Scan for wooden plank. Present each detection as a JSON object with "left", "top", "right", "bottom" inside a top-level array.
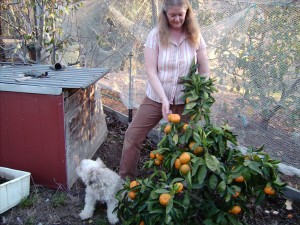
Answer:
[{"left": 66, "top": 113, "right": 107, "bottom": 189}]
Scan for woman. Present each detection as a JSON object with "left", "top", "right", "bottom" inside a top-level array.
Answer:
[{"left": 119, "top": 0, "right": 210, "bottom": 179}]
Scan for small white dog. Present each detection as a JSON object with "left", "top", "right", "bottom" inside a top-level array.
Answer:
[{"left": 76, "top": 158, "right": 123, "bottom": 224}]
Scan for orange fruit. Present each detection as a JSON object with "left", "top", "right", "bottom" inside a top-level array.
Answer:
[
  {"left": 156, "top": 153, "right": 164, "bottom": 161},
  {"left": 182, "top": 123, "right": 189, "bottom": 131},
  {"left": 232, "top": 191, "right": 240, "bottom": 198},
  {"left": 189, "top": 141, "right": 196, "bottom": 150},
  {"left": 180, "top": 164, "right": 191, "bottom": 175},
  {"left": 167, "top": 114, "right": 172, "bottom": 122},
  {"left": 174, "top": 182, "right": 183, "bottom": 193},
  {"left": 130, "top": 181, "right": 140, "bottom": 191},
  {"left": 139, "top": 221, "right": 145, "bottom": 225},
  {"left": 154, "top": 159, "right": 162, "bottom": 166},
  {"left": 128, "top": 191, "right": 136, "bottom": 200},
  {"left": 174, "top": 158, "right": 182, "bottom": 169},
  {"left": 234, "top": 175, "right": 244, "bottom": 183},
  {"left": 168, "top": 114, "right": 180, "bottom": 124},
  {"left": 194, "top": 146, "right": 204, "bottom": 155},
  {"left": 186, "top": 98, "right": 190, "bottom": 104},
  {"left": 150, "top": 152, "right": 156, "bottom": 159},
  {"left": 264, "top": 186, "right": 275, "bottom": 195},
  {"left": 159, "top": 193, "right": 172, "bottom": 206},
  {"left": 230, "top": 205, "right": 241, "bottom": 215},
  {"left": 164, "top": 124, "right": 172, "bottom": 134},
  {"left": 179, "top": 152, "right": 191, "bottom": 164}
]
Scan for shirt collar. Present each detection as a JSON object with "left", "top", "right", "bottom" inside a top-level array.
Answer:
[{"left": 169, "top": 32, "right": 187, "bottom": 46}]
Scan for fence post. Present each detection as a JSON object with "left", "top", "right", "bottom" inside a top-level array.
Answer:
[
  {"left": 128, "top": 51, "right": 134, "bottom": 123},
  {"left": 151, "top": 0, "right": 158, "bottom": 27}
]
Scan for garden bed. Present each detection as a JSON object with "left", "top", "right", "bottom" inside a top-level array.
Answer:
[{"left": 0, "top": 114, "right": 299, "bottom": 225}]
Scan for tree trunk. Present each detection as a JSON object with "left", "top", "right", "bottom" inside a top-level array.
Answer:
[{"left": 0, "top": 4, "right": 6, "bottom": 61}]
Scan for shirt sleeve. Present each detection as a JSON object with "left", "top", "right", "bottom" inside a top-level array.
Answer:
[
  {"left": 144, "top": 28, "right": 159, "bottom": 49},
  {"left": 197, "top": 35, "right": 207, "bottom": 52}
]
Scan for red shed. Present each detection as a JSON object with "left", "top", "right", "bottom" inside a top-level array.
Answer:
[{"left": 0, "top": 64, "right": 109, "bottom": 189}]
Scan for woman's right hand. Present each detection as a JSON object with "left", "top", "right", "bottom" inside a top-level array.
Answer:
[{"left": 161, "top": 98, "right": 171, "bottom": 121}]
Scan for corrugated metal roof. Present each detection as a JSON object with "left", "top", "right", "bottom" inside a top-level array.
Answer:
[{"left": 0, "top": 64, "right": 110, "bottom": 95}]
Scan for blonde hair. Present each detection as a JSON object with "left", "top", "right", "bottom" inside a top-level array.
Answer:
[{"left": 158, "top": 0, "right": 201, "bottom": 47}]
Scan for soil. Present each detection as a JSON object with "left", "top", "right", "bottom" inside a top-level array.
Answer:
[{"left": 1, "top": 113, "right": 300, "bottom": 225}]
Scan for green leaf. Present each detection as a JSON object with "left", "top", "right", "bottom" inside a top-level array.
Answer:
[
  {"left": 226, "top": 214, "right": 240, "bottom": 225},
  {"left": 138, "top": 203, "right": 148, "bottom": 212},
  {"left": 273, "top": 178, "right": 287, "bottom": 187},
  {"left": 158, "top": 135, "right": 167, "bottom": 147},
  {"left": 225, "top": 192, "right": 231, "bottom": 202},
  {"left": 231, "top": 165, "right": 243, "bottom": 174},
  {"left": 159, "top": 171, "right": 167, "bottom": 181},
  {"left": 186, "top": 102, "right": 197, "bottom": 109},
  {"left": 154, "top": 189, "right": 169, "bottom": 194},
  {"left": 198, "top": 165, "right": 207, "bottom": 185},
  {"left": 170, "top": 155, "right": 178, "bottom": 170},
  {"left": 205, "top": 153, "right": 220, "bottom": 173},
  {"left": 206, "top": 207, "right": 221, "bottom": 217},
  {"left": 203, "top": 218, "right": 214, "bottom": 225},
  {"left": 149, "top": 208, "right": 164, "bottom": 214},
  {"left": 179, "top": 135, "right": 186, "bottom": 144},
  {"left": 217, "top": 181, "right": 227, "bottom": 193},
  {"left": 172, "top": 134, "right": 178, "bottom": 145},
  {"left": 242, "top": 168, "right": 251, "bottom": 181},
  {"left": 188, "top": 95, "right": 199, "bottom": 101},
  {"left": 185, "top": 128, "right": 193, "bottom": 143},
  {"left": 166, "top": 199, "right": 173, "bottom": 214},
  {"left": 232, "top": 185, "right": 241, "bottom": 192},
  {"left": 218, "top": 136, "right": 225, "bottom": 157},
  {"left": 187, "top": 170, "right": 192, "bottom": 187},
  {"left": 147, "top": 160, "right": 154, "bottom": 168},
  {"left": 204, "top": 92, "right": 209, "bottom": 100},
  {"left": 227, "top": 148, "right": 234, "bottom": 161},
  {"left": 209, "top": 174, "right": 218, "bottom": 189},
  {"left": 212, "top": 126, "right": 223, "bottom": 135},
  {"left": 170, "top": 177, "right": 184, "bottom": 185},
  {"left": 182, "top": 191, "right": 190, "bottom": 208},
  {"left": 192, "top": 159, "right": 201, "bottom": 176},
  {"left": 255, "top": 191, "right": 265, "bottom": 205},
  {"left": 243, "top": 160, "right": 251, "bottom": 166},
  {"left": 263, "top": 162, "right": 274, "bottom": 168},
  {"left": 216, "top": 213, "right": 226, "bottom": 224},
  {"left": 248, "top": 162, "right": 263, "bottom": 175},
  {"left": 193, "top": 132, "right": 202, "bottom": 144}
]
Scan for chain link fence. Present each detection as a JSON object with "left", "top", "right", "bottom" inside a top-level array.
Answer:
[{"left": 1, "top": 0, "right": 299, "bottom": 170}]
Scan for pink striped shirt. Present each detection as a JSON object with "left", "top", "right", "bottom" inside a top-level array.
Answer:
[{"left": 144, "top": 27, "right": 207, "bottom": 105}]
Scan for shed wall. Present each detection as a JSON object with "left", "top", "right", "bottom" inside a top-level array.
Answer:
[
  {"left": 64, "top": 83, "right": 107, "bottom": 188},
  {"left": 0, "top": 92, "right": 67, "bottom": 188}
]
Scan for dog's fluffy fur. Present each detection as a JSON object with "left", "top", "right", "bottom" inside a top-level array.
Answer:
[{"left": 76, "top": 158, "right": 123, "bottom": 224}]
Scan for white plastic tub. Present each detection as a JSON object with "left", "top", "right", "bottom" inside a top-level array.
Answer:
[{"left": 0, "top": 167, "right": 31, "bottom": 214}]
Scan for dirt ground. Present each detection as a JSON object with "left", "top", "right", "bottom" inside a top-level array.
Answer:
[{"left": 1, "top": 113, "right": 300, "bottom": 225}]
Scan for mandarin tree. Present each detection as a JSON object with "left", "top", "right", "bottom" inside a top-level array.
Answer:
[{"left": 116, "top": 61, "right": 286, "bottom": 225}]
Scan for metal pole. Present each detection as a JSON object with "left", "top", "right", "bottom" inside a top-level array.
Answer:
[
  {"left": 151, "top": 0, "right": 158, "bottom": 27},
  {"left": 128, "top": 51, "right": 134, "bottom": 123}
]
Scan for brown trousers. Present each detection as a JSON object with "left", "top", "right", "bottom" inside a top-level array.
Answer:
[{"left": 119, "top": 96, "right": 188, "bottom": 179}]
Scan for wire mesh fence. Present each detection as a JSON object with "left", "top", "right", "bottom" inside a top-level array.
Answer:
[{"left": 1, "top": 0, "right": 299, "bottom": 169}]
